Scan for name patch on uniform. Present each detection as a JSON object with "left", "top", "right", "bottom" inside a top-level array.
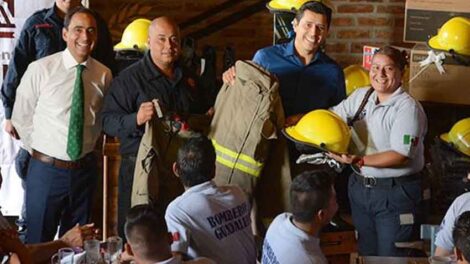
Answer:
[
  {"left": 399, "top": 213, "right": 414, "bottom": 225},
  {"left": 34, "top": 23, "right": 53, "bottom": 29},
  {"left": 206, "top": 202, "right": 251, "bottom": 240},
  {"left": 172, "top": 232, "right": 180, "bottom": 242}
]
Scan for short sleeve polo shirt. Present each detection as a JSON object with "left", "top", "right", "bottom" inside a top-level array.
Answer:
[{"left": 331, "top": 87, "right": 427, "bottom": 178}]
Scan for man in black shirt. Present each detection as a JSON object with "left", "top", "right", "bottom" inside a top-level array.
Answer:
[{"left": 101, "top": 16, "right": 207, "bottom": 238}]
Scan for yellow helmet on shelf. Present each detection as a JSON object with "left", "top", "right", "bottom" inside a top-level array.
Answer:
[
  {"left": 428, "top": 17, "right": 470, "bottom": 57},
  {"left": 267, "top": 0, "right": 317, "bottom": 13},
  {"left": 114, "top": 18, "right": 151, "bottom": 52},
  {"left": 283, "top": 109, "right": 351, "bottom": 154},
  {"left": 344, "top": 65, "right": 370, "bottom": 96},
  {"left": 440, "top": 118, "right": 470, "bottom": 157}
]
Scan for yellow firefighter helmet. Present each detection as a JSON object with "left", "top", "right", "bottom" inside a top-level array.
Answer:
[
  {"left": 114, "top": 18, "right": 151, "bottom": 52},
  {"left": 428, "top": 17, "right": 470, "bottom": 57},
  {"left": 283, "top": 109, "right": 351, "bottom": 154},
  {"left": 344, "top": 65, "right": 370, "bottom": 96},
  {"left": 440, "top": 118, "right": 470, "bottom": 157},
  {"left": 267, "top": 0, "right": 318, "bottom": 13}
]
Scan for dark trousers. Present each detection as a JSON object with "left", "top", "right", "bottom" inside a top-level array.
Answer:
[
  {"left": 348, "top": 173, "right": 422, "bottom": 256},
  {"left": 15, "top": 148, "right": 31, "bottom": 222},
  {"left": 117, "top": 155, "right": 136, "bottom": 240},
  {"left": 25, "top": 153, "right": 97, "bottom": 244}
]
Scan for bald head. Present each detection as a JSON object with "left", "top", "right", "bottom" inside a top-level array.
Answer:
[
  {"left": 149, "top": 17, "right": 180, "bottom": 38},
  {"left": 148, "top": 16, "right": 181, "bottom": 70}
]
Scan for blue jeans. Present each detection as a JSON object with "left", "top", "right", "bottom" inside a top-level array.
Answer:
[
  {"left": 117, "top": 155, "right": 136, "bottom": 240},
  {"left": 25, "top": 153, "right": 97, "bottom": 243},
  {"left": 348, "top": 173, "right": 423, "bottom": 256}
]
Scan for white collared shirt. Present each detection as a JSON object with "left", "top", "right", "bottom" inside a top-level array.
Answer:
[{"left": 12, "top": 49, "right": 112, "bottom": 160}]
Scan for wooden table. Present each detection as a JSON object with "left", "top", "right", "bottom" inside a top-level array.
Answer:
[{"left": 352, "top": 256, "right": 429, "bottom": 264}]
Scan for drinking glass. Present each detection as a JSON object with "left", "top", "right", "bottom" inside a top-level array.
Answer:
[
  {"left": 51, "top": 248, "right": 74, "bottom": 264},
  {"left": 84, "top": 239, "right": 101, "bottom": 264},
  {"left": 103, "top": 236, "right": 122, "bottom": 264}
]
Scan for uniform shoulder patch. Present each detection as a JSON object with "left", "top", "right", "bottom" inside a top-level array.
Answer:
[{"left": 172, "top": 232, "right": 180, "bottom": 242}]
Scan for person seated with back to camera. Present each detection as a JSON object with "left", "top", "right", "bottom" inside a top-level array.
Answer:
[
  {"left": 123, "top": 204, "right": 215, "bottom": 264},
  {"left": 261, "top": 170, "right": 338, "bottom": 264},
  {"left": 164, "top": 135, "right": 257, "bottom": 264}
]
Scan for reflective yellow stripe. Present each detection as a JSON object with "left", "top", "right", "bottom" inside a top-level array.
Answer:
[
  {"left": 212, "top": 139, "right": 263, "bottom": 167},
  {"left": 211, "top": 139, "right": 263, "bottom": 177},
  {"left": 215, "top": 156, "right": 261, "bottom": 177}
]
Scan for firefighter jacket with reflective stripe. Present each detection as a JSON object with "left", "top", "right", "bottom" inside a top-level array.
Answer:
[
  {"left": 131, "top": 114, "right": 211, "bottom": 207},
  {"left": 208, "top": 60, "right": 285, "bottom": 195},
  {"left": 131, "top": 118, "right": 182, "bottom": 207}
]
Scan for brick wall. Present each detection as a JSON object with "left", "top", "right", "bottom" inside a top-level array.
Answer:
[
  {"left": 326, "top": 0, "right": 412, "bottom": 66},
  {"left": 92, "top": 0, "right": 410, "bottom": 71}
]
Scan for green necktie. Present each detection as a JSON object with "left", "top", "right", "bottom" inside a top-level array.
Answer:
[{"left": 67, "top": 64, "right": 85, "bottom": 160}]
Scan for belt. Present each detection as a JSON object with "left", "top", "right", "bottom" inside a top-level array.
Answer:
[
  {"left": 32, "top": 150, "right": 87, "bottom": 170},
  {"left": 354, "top": 172, "right": 421, "bottom": 188}
]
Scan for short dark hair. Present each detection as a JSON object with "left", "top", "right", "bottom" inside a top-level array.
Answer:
[
  {"left": 176, "top": 135, "right": 216, "bottom": 187},
  {"left": 374, "top": 45, "right": 408, "bottom": 72},
  {"left": 453, "top": 211, "right": 470, "bottom": 261},
  {"left": 64, "top": 6, "right": 96, "bottom": 29},
  {"left": 295, "top": 1, "right": 332, "bottom": 29},
  {"left": 290, "top": 170, "right": 334, "bottom": 223},
  {"left": 124, "top": 204, "right": 168, "bottom": 260}
]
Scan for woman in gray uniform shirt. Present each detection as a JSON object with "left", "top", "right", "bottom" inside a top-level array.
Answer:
[{"left": 328, "top": 46, "right": 427, "bottom": 256}]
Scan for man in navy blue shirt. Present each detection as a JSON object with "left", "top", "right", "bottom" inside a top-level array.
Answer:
[
  {"left": 223, "top": 1, "right": 345, "bottom": 126},
  {"left": 101, "top": 17, "right": 208, "bottom": 240},
  {"left": 221, "top": 1, "right": 346, "bottom": 239}
]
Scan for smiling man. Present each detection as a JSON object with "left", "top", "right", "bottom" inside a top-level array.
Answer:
[
  {"left": 223, "top": 1, "right": 345, "bottom": 126},
  {"left": 11, "top": 6, "right": 112, "bottom": 243},
  {"left": 1, "top": 0, "right": 114, "bottom": 237},
  {"left": 101, "top": 16, "right": 208, "bottom": 239},
  {"left": 252, "top": 1, "right": 345, "bottom": 125},
  {"left": 219, "top": 1, "right": 346, "bottom": 228}
]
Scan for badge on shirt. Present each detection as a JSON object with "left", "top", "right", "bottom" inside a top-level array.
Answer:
[
  {"left": 172, "top": 232, "right": 180, "bottom": 242},
  {"left": 34, "top": 23, "right": 53, "bottom": 29},
  {"left": 403, "top": 134, "right": 419, "bottom": 146},
  {"left": 399, "top": 213, "right": 414, "bottom": 225}
]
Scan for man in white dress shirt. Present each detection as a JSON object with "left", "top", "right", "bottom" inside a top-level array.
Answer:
[{"left": 11, "top": 6, "right": 112, "bottom": 243}]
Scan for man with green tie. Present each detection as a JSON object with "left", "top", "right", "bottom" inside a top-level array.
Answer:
[{"left": 10, "top": 6, "right": 112, "bottom": 243}]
